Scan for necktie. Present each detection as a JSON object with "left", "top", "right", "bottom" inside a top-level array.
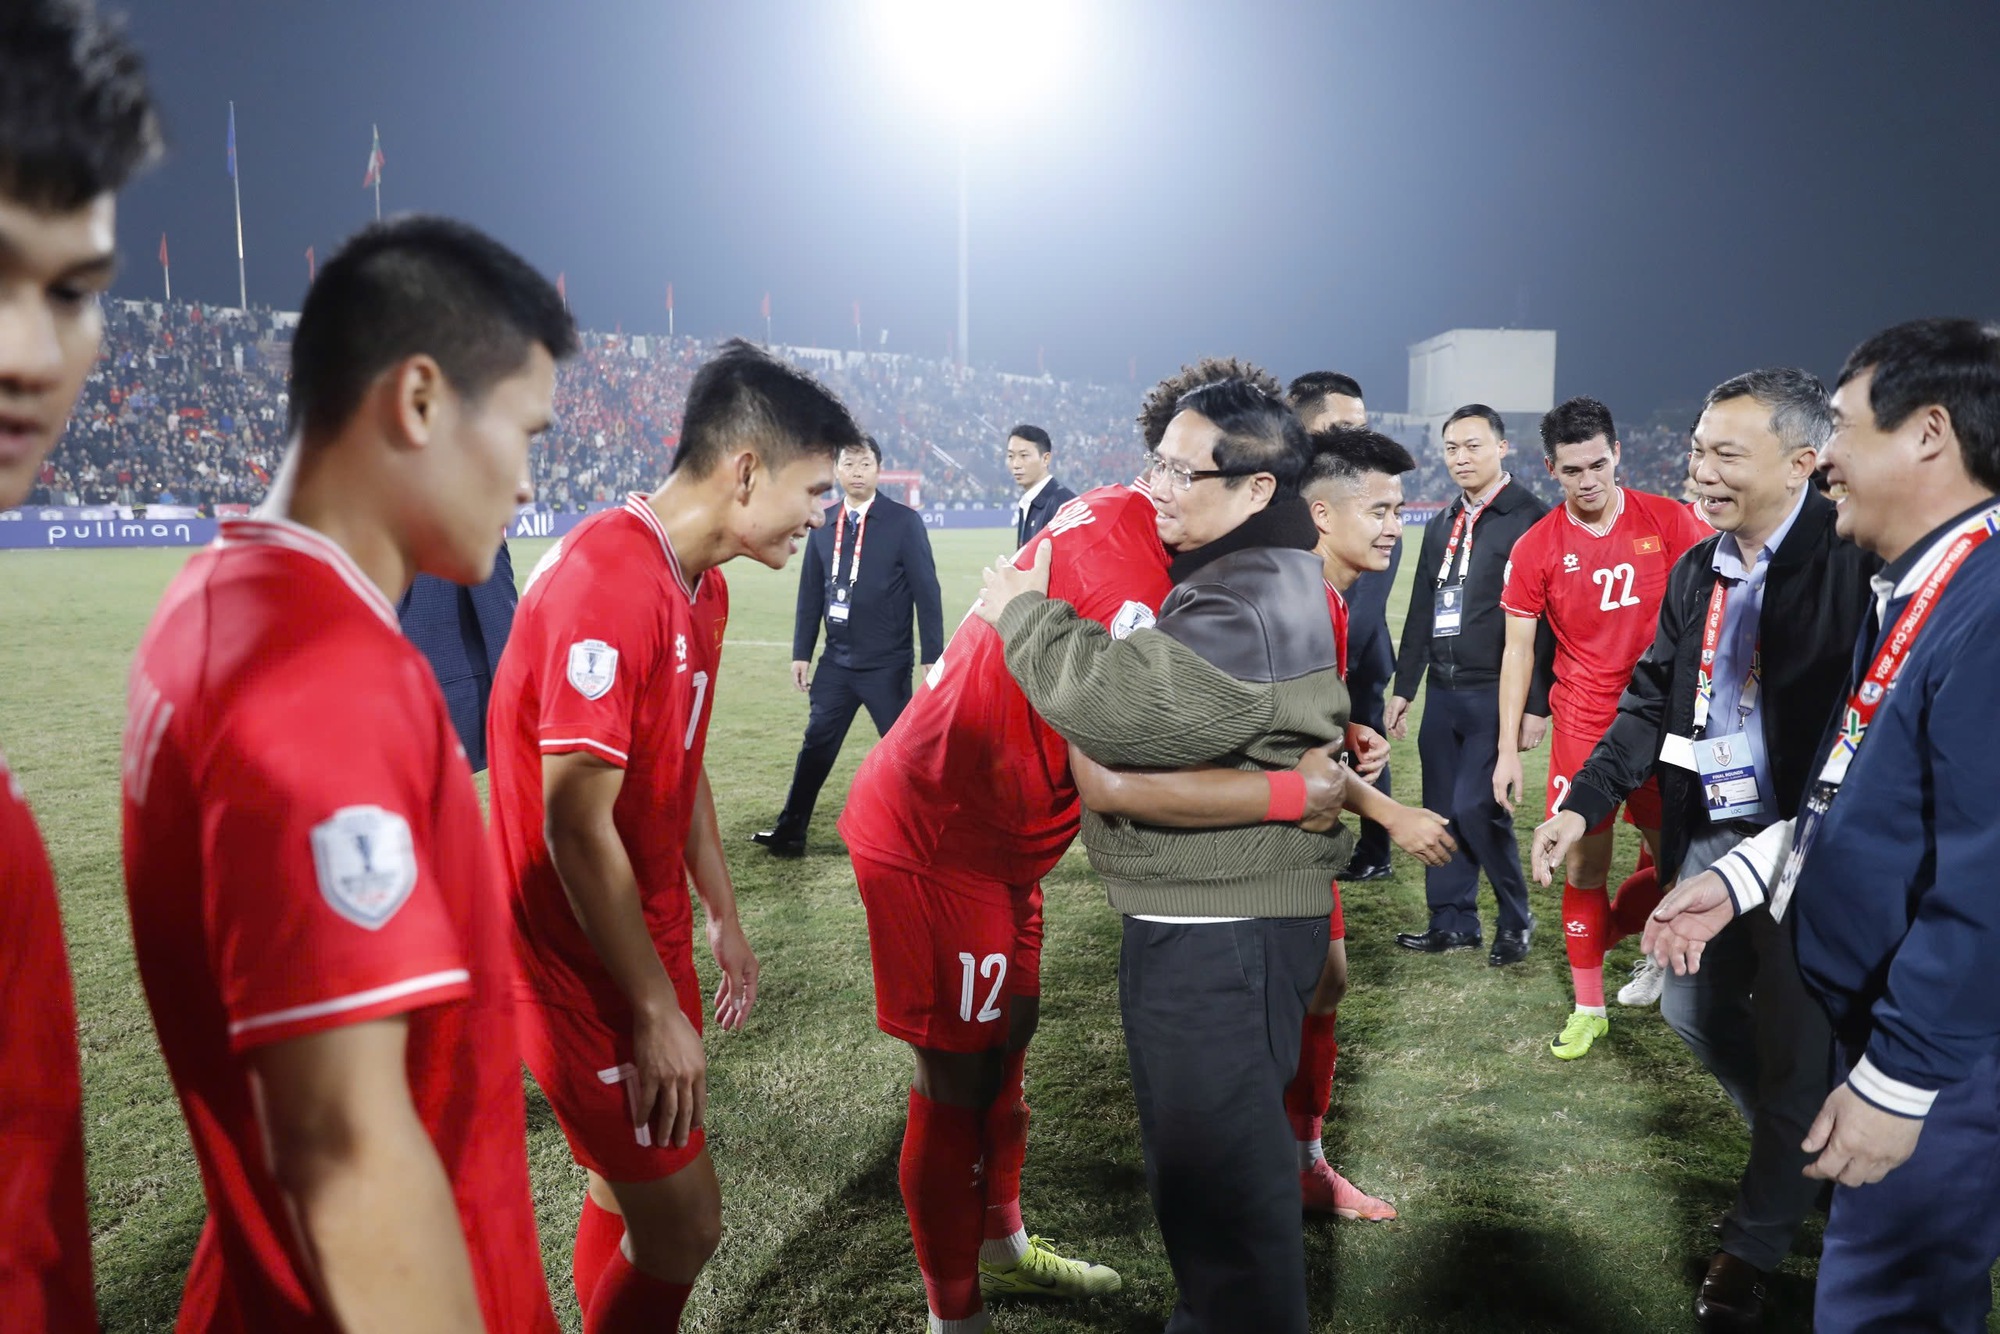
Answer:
[{"left": 842, "top": 511, "right": 860, "bottom": 582}]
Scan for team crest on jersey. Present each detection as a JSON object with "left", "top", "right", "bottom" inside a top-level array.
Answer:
[
  {"left": 1110, "top": 601, "right": 1156, "bottom": 640},
  {"left": 1563, "top": 553, "right": 1580, "bottom": 572},
  {"left": 310, "top": 805, "right": 417, "bottom": 930},
  {"left": 568, "top": 638, "right": 620, "bottom": 700}
]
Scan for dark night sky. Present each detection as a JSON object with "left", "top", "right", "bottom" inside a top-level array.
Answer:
[{"left": 111, "top": 0, "right": 2000, "bottom": 423}]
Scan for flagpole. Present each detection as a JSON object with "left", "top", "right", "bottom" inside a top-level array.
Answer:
[{"left": 230, "top": 101, "right": 247, "bottom": 310}]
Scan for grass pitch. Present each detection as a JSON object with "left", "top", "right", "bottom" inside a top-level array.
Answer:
[{"left": 0, "top": 530, "right": 1868, "bottom": 1332}]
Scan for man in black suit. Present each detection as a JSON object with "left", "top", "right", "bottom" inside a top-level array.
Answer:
[
  {"left": 398, "top": 540, "right": 517, "bottom": 772},
  {"left": 1288, "top": 372, "right": 1400, "bottom": 879},
  {"left": 1007, "top": 423, "right": 1076, "bottom": 547},
  {"left": 754, "top": 438, "right": 943, "bottom": 855}
]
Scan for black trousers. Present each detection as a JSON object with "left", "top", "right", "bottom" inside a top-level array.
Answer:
[
  {"left": 1416, "top": 683, "right": 1533, "bottom": 936},
  {"left": 1660, "top": 906, "right": 1834, "bottom": 1273},
  {"left": 1120, "top": 915, "right": 1325, "bottom": 1334},
  {"left": 1346, "top": 669, "right": 1393, "bottom": 871},
  {"left": 773, "top": 659, "right": 911, "bottom": 839}
]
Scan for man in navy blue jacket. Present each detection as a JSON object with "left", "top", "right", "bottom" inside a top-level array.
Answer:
[
  {"left": 754, "top": 438, "right": 943, "bottom": 855},
  {"left": 1650, "top": 318, "right": 2000, "bottom": 1333},
  {"left": 398, "top": 540, "right": 516, "bottom": 771}
]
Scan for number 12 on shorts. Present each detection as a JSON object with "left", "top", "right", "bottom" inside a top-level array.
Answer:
[{"left": 958, "top": 952, "right": 1007, "bottom": 1023}]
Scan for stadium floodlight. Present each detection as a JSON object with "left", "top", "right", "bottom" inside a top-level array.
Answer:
[{"left": 872, "top": 0, "right": 1078, "bottom": 369}]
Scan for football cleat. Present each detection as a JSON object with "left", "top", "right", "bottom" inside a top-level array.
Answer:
[
  {"left": 1301, "top": 1160, "right": 1397, "bottom": 1220},
  {"left": 1550, "top": 1010, "right": 1610, "bottom": 1060},
  {"left": 1617, "top": 956, "right": 1666, "bottom": 1007},
  {"left": 978, "top": 1236, "right": 1121, "bottom": 1299}
]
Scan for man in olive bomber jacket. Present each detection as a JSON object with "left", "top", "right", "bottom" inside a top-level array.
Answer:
[{"left": 975, "top": 379, "right": 1344, "bottom": 1334}]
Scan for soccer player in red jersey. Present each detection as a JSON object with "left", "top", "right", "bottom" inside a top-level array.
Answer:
[
  {"left": 1282, "top": 428, "right": 1458, "bottom": 1218},
  {"left": 840, "top": 360, "right": 1353, "bottom": 1333},
  {"left": 487, "top": 340, "right": 859, "bottom": 1333},
  {"left": 121, "top": 218, "right": 572, "bottom": 1333},
  {"left": 1492, "top": 397, "right": 1710, "bottom": 1058},
  {"left": 0, "top": 7, "right": 159, "bottom": 1326}
]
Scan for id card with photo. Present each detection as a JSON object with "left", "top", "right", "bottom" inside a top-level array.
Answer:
[
  {"left": 1433, "top": 585, "right": 1464, "bottom": 638},
  {"left": 827, "top": 601, "right": 850, "bottom": 625},
  {"left": 1695, "top": 731, "right": 1764, "bottom": 820}
]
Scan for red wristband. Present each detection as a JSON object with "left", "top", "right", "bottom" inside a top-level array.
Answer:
[{"left": 1265, "top": 769, "right": 1308, "bottom": 823}]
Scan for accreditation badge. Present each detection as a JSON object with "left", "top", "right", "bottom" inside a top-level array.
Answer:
[
  {"left": 1433, "top": 584, "right": 1464, "bottom": 638},
  {"left": 828, "top": 583, "right": 851, "bottom": 625},
  {"left": 1694, "top": 731, "right": 1764, "bottom": 820}
]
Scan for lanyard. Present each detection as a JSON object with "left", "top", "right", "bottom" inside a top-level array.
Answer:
[
  {"left": 831, "top": 504, "right": 868, "bottom": 587},
  {"left": 1692, "top": 581, "right": 1760, "bottom": 735},
  {"left": 1435, "top": 479, "right": 1506, "bottom": 587},
  {"left": 1822, "top": 507, "right": 2000, "bottom": 786},
  {"left": 1771, "top": 504, "right": 2000, "bottom": 918}
]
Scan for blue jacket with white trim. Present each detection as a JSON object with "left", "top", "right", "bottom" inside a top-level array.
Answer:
[{"left": 1719, "top": 503, "right": 2000, "bottom": 1115}]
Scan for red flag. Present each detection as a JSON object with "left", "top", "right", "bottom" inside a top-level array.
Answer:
[
  {"left": 557, "top": 271, "right": 567, "bottom": 307},
  {"left": 760, "top": 291, "right": 771, "bottom": 321},
  {"left": 305, "top": 245, "right": 315, "bottom": 283},
  {"left": 158, "top": 233, "right": 168, "bottom": 267},
  {"left": 665, "top": 281, "right": 674, "bottom": 312},
  {"left": 362, "top": 125, "right": 384, "bottom": 188}
]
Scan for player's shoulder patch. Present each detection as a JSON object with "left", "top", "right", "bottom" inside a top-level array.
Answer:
[
  {"left": 1043, "top": 497, "right": 1098, "bottom": 540},
  {"left": 1110, "top": 601, "right": 1156, "bottom": 640},
  {"left": 567, "top": 638, "right": 620, "bottom": 700},
  {"left": 310, "top": 805, "right": 417, "bottom": 930}
]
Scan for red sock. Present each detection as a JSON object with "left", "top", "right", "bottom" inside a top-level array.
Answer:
[
  {"left": 1284, "top": 1010, "right": 1339, "bottom": 1142},
  {"left": 983, "top": 1048, "right": 1028, "bottom": 1241},
  {"left": 572, "top": 1194, "right": 626, "bottom": 1314},
  {"left": 584, "top": 1246, "right": 692, "bottom": 1333},
  {"left": 1608, "top": 864, "right": 1663, "bottom": 943},
  {"left": 1562, "top": 881, "right": 1610, "bottom": 1008},
  {"left": 900, "top": 1088, "right": 986, "bottom": 1320}
]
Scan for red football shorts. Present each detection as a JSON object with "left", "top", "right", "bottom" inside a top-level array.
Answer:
[
  {"left": 1328, "top": 882, "right": 1345, "bottom": 941},
  {"left": 517, "top": 958, "right": 707, "bottom": 1182},
  {"left": 852, "top": 852, "right": 1042, "bottom": 1055},
  {"left": 1548, "top": 728, "right": 1662, "bottom": 834}
]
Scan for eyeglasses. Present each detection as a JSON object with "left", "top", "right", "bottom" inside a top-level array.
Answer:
[{"left": 1141, "top": 451, "right": 1247, "bottom": 492}]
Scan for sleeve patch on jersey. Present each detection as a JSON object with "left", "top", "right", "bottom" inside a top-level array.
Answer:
[
  {"left": 1633, "top": 534, "right": 1663, "bottom": 555},
  {"left": 567, "top": 638, "right": 620, "bottom": 700},
  {"left": 310, "top": 805, "right": 417, "bottom": 930},
  {"left": 1110, "top": 600, "right": 1157, "bottom": 640}
]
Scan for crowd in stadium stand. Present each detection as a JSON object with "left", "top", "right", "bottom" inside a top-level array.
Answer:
[{"left": 29, "top": 300, "right": 1695, "bottom": 512}]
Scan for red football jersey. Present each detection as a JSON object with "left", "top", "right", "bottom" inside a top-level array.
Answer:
[
  {"left": 120, "top": 518, "right": 554, "bottom": 1333},
  {"left": 1501, "top": 487, "right": 1710, "bottom": 740},
  {"left": 488, "top": 494, "right": 728, "bottom": 1020},
  {"left": 839, "top": 486, "right": 1173, "bottom": 885},
  {"left": 0, "top": 747, "right": 95, "bottom": 1332}
]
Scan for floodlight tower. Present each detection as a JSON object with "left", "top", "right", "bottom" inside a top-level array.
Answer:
[{"left": 876, "top": 0, "right": 1073, "bottom": 372}]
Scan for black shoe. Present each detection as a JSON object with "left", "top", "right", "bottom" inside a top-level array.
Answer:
[
  {"left": 1488, "top": 916, "right": 1536, "bottom": 966},
  {"left": 1693, "top": 1250, "right": 1768, "bottom": 1330},
  {"left": 1344, "top": 860, "right": 1393, "bottom": 882},
  {"left": 750, "top": 829, "right": 805, "bottom": 858},
  {"left": 1394, "top": 928, "right": 1482, "bottom": 954}
]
